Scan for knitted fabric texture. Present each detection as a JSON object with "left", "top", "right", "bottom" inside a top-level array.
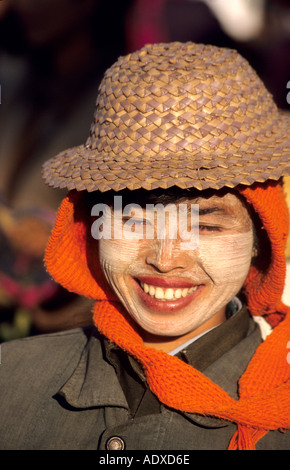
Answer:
[{"left": 45, "top": 181, "right": 290, "bottom": 450}]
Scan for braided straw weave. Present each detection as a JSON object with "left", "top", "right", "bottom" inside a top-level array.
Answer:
[{"left": 43, "top": 42, "right": 290, "bottom": 192}]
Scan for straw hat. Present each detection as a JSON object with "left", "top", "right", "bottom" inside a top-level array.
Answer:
[{"left": 42, "top": 42, "right": 290, "bottom": 193}]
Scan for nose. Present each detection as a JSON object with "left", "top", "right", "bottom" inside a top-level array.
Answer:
[{"left": 145, "top": 238, "right": 191, "bottom": 273}]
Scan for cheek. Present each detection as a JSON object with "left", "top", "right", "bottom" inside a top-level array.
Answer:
[
  {"left": 99, "top": 239, "right": 141, "bottom": 277},
  {"left": 198, "top": 231, "right": 253, "bottom": 287}
]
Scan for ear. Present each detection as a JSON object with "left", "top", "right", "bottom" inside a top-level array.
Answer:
[{"left": 252, "top": 246, "right": 258, "bottom": 258}]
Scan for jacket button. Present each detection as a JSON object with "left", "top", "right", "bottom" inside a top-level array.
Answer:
[{"left": 106, "top": 436, "right": 125, "bottom": 450}]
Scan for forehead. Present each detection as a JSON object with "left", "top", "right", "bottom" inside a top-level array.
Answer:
[
  {"left": 96, "top": 187, "right": 253, "bottom": 232},
  {"left": 103, "top": 187, "right": 250, "bottom": 213},
  {"left": 194, "top": 191, "right": 248, "bottom": 213}
]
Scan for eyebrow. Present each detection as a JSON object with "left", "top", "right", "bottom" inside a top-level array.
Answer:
[
  {"left": 198, "top": 207, "right": 226, "bottom": 216},
  {"left": 187, "top": 205, "right": 226, "bottom": 216},
  {"left": 120, "top": 206, "right": 227, "bottom": 217}
]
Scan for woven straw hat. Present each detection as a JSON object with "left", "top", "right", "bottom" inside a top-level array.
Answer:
[{"left": 43, "top": 42, "right": 290, "bottom": 192}]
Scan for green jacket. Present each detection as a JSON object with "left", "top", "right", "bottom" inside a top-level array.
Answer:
[{"left": 0, "top": 308, "right": 289, "bottom": 450}]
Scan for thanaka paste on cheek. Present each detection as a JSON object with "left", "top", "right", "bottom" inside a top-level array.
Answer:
[
  {"left": 99, "top": 228, "right": 253, "bottom": 341},
  {"left": 195, "top": 230, "right": 254, "bottom": 319},
  {"left": 198, "top": 231, "right": 253, "bottom": 284},
  {"left": 99, "top": 237, "right": 144, "bottom": 312}
]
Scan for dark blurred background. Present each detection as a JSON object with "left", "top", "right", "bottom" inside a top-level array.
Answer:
[{"left": 0, "top": 0, "right": 289, "bottom": 341}]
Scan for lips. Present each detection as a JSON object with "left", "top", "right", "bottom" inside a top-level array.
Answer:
[{"left": 135, "top": 276, "right": 203, "bottom": 312}]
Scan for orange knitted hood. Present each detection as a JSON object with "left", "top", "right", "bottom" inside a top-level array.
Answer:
[
  {"left": 45, "top": 180, "right": 289, "bottom": 325},
  {"left": 45, "top": 180, "right": 290, "bottom": 449}
]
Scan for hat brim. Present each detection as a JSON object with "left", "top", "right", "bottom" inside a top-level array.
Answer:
[{"left": 42, "top": 111, "right": 290, "bottom": 193}]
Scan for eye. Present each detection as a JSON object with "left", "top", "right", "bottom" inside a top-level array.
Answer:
[
  {"left": 123, "top": 217, "right": 145, "bottom": 225},
  {"left": 199, "top": 225, "right": 222, "bottom": 232},
  {"left": 122, "top": 217, "right": 152, "bottom": 233},
  {"left": 131, "top": 219, "right": 144, "bottom": 228}
]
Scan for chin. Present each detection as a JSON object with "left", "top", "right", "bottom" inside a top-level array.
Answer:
[{"left": 131, "top": 307, "right": 202, "bottom": 338}]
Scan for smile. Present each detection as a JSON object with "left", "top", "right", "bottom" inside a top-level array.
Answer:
[
  {"left": 140, "top": 282, "right": 199, "bottom": 301},
  {"left": 135, "top": 276, "right": 203, "bottom": 313}
]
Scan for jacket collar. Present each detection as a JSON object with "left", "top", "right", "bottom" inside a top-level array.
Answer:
[
  {"left": 57, "top": 309, "right": 262, "bottom": 429},
  {"left": 57, "top": 329, "right": 128, "bottom": 410}
]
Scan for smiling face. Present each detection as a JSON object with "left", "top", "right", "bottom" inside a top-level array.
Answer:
[{"left": 98, "top": 190, "right": 254, "bottom": 351}]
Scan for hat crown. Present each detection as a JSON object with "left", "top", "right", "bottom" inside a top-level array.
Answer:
[{"left": 86, "top": 42, "right": 279, "bottom": 158}]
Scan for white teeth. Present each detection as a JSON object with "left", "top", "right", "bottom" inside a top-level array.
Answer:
[
  {"left": 164, "top": 288, "right": 174, "bottom": 300},
  {"left": 140, "top": 282, "right": 199, "bottom": 300},
  {"left": 182, "top": 288, "right": 188, "bottom": 297},
  {"left": 149, "top": 285, "right": 155, "bottom": 296},
  {"left": 174, "top": 289, "right": 182, "bottom": 299},
  {"left": 155, "top": 287, "right": 164, "bottom": 299}
]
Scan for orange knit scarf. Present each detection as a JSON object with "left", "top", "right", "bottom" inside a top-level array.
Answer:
[
  {"left": 45, "top": 181, "right": 290, "bottom": 450},
  {"left": 92, "top": 299, "right": 290, "bottom": 450}
]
